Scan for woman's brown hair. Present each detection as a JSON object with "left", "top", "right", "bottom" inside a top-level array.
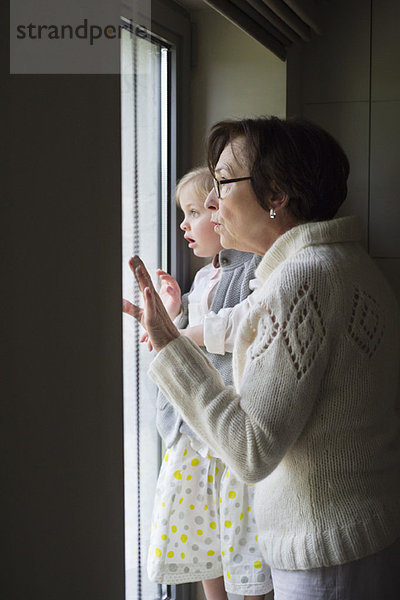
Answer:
[{"left": 207, "top": 117, "right": 350, "bottom": 222}]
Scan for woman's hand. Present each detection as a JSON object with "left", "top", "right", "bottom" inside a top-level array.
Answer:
[
  {"left": 140, "top": 324, "right": 204, "bottom": 351},
  {"left": 122, "top": 256, "right": 180, "bottom": 352},
  {"left": 156, "top": 269, "right": 182, "bottom": 321}
]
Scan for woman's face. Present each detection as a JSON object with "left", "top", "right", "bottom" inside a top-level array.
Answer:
[{"left": 204, "top": 137, "right": 273, "bottom": 255}]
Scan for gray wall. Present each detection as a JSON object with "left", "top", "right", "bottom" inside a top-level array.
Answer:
[
  {"left": 3, "top": 7, "right": 125, "bottom": 598},
  {"left": 287, "top": 0, "right": 400, "bottom": 302}
]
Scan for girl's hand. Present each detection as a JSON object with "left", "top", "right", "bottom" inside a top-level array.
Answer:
[
  {"left": 156, "top": 269, "right": 182, "bottom": 320},
  {"left": 140, "top": 331, "right": 153, "bottom": 352},
  {"left": 123, "top": 256, "right": 180, "bottom": 352}
]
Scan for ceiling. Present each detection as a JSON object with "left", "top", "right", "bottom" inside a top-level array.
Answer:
[
  {"left": 175, "top": 0, "right": 207, "bottom": 10},
  {"left": 173, "top": 0, "right": 322, "bottom": 61}
]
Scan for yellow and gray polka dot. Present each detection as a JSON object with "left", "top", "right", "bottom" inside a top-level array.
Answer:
[
  {"left": 147, "top": 434, "right": 272, "bottom": 595},
  {"left": 219, "top": 467, "right": 272, "bottom": 594}
]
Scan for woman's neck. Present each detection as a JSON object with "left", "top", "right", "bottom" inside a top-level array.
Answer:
[{"left": 252, "top": 215, "right": 304, "bottom": 255}]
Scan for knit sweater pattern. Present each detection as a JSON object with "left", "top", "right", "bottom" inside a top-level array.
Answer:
[{"left": 149, "top": 216, "right": 400, "bottom": 570}]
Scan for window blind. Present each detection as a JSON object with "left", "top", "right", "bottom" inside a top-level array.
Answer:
[{"left": 204, "top": 0, "right": 322, "bottom": 60}]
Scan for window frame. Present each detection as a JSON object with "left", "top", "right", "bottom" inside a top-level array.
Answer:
[
  {"left": 150, "top": 0, "right": 192, "bottom": 291},
  {"left": 120, "top": 1, "right": 193, "bottom": 599}
]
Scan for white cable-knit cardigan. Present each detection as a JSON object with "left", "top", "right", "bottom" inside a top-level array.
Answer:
[{"left": 149, "top": 216, "right": 400, "bottom": 570}]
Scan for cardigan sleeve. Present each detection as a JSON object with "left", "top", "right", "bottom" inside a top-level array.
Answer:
[{"left": 148, "top": 262, "right": 337, "bottom": 483}]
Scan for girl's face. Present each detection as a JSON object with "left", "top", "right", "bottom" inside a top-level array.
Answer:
[{"left": 179, "top": 184, "right": 223, "bottom": 258}]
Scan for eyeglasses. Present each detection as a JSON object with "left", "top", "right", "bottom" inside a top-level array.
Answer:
[{"left": 212, "top": 176, "right": 252, "bottom": 199}]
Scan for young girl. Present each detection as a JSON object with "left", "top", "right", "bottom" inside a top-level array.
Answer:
[{"left": 142, "top": 167, "right": 272, "bottom": 600}]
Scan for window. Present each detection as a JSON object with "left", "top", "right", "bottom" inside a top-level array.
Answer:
[
  {"left": 121, "top": 21, "right": 170, "bottom": 600},
  {"left": 120, "top": 3, "right": 191, "bottom": 598}
]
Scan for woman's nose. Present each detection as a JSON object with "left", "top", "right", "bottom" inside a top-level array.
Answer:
[
  {"left": 204, "top": 188, "right": 219, "bottom": 211},
  {"left": 180, "top": 219, "right": 189, "bottom": 231}
]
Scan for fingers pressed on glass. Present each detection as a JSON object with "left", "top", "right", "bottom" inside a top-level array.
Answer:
[
  {"left": 122, "top": 298, "right": 142, "bottom": 321},
  {"left": 156, "top": 268, "right": 170, "bottom": 278},
  {"left": 130, "top": 256, "right": 154, "bottom": 293},
  {"left": 127, "top": 257, "right": 181, "bottom": 352},
  {"left": 140, "top": 332, "right": 149, "bottom": 343}
]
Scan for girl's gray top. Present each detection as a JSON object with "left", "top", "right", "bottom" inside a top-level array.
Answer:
[{"left": 156, "top": 249, "right": 261, "bottom": 449}]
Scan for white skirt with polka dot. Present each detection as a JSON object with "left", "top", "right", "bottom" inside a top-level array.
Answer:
[{"left": 147, "top": 433, "right": 272, "bottom": 596}]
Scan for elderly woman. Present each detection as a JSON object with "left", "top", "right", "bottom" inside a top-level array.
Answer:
[{"left": 127, "top": 117, "right": 400, "bottom": 599}]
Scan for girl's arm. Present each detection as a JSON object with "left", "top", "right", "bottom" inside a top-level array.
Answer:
[
  {"left": 203, "top": 282, "right": 261, "bottom": 354},
  {"left": 180, "top": 324, "right": 204, "bottom": 346},
  {"left": 179, "top": 281, "right": 261, "bottom": 351}
]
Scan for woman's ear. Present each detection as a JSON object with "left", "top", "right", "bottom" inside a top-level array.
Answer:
[{"left": 269, "top": 188, "right": 289, "bottom": 212}]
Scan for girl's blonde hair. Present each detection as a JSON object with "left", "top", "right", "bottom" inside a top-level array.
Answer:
[{"left": 175, "top": 167, "right": 213, "bottom": 207}]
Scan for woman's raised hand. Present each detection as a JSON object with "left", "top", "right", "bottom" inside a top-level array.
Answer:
[
  {"left": 123, "top": 256, "right": 180, "bottom": 352},
  {"left": 156, "top": 269, "right": 182, "bottom": 320}
]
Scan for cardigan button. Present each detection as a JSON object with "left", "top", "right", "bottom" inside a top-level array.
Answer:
[{"left": 221, "top": 257, "right": 229, "bottom": 265}]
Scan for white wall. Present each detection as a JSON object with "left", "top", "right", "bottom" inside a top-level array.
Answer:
[
  {"left": 188, "top": 5, "right": 286, "bottom": 276},
  {"left": 189, "top": 5, "right": 286, "bottom": 166}
]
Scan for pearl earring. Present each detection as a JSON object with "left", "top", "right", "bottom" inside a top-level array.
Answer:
[{"left": 269, "top": 208, "right": 276, "bottom": 219}]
